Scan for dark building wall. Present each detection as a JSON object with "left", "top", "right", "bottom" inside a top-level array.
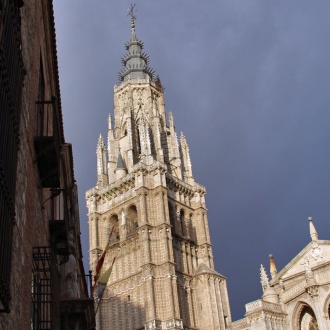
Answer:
[
  {"left": 0, "top": 0, "right": 26, "bottom": 318},
  {"left": 0, "top": 1, "right": 94, "bottom": 329}
]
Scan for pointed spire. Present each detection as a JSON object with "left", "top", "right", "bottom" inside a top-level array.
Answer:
[
  {"left": 96, "top": 134, "right": 108, "bottom": 186},
  {"left": 269, "top": 254, "right": 277, "bottom": 279},
  {"left": 97, "top": 133, "right": 105, "bottom": 147},
  {"left": 118, "top": 7, "right": 155, "bottom": 82},
  {"left": 309, "top": 217, "right": 318, "bottom": 241},
  {"left": 180, "top": 132, "right": 193, "bottom": 181},
  {"left": 116, "top": 152, "right": 126, "bottom": 170},
  {"left": 96, "top": 134, "right": 106, "bottom": 176},
  {"left": 260, "top": 264, "right": 269, "bottom": 292},
  {"left": 129, "top": 16, "right": 138, "bottom": 43},
  {"left": 115, "top": 151, "right": 127, "bottom": 180},
  {"left": 169, "top": 112, "right": 174, "bottom": 128},
  {"left": 260, "top": 264, "right": 279, "bottom": 303},
  {"left": 108, "top": 114, "right": 112, "bottom": 130}
]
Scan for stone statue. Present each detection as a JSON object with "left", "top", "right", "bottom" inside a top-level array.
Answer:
[
  {"left": 302, "top": 257, "right": 312, "bottom": 273},
  {"left": 59, "top": 231, "right": 78, "bottom": 299},
  {"left": 121, "top": 210, "right": 126, "bottom": 225}
]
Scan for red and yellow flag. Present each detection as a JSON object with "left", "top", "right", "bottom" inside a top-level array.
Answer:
[{"left": 93, "top": 226, "right": 114, "bottom": 290}]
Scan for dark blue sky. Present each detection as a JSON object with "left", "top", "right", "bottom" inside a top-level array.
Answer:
[{"left": 54, "top": 0, "right": 330, "bottom": 320}]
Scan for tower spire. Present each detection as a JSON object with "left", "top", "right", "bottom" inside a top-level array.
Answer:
[
  {"left": 119, "top": 5, "right": 155, "bottom": 82},
  {"left": 96, "top": 133, "right": 108, "bottom": 186}
]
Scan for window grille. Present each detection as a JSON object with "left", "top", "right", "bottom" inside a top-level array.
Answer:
[{"left": 31, "top": 247, "right": 60, "bottom": 330}]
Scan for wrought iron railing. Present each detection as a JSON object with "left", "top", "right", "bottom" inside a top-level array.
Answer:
[{"left": 31, "top": 247, "right": 60, "bottom": 330}]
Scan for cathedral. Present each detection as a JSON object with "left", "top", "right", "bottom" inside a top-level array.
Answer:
[
  {"left": 86, "top": 16, "right": 231, "bottom": 330},
  {"left": 87, "top": 15, "right": 330, "bottom": 330},
  {"left": 230, "top": 218, "right": 330, "bottom": 330}
]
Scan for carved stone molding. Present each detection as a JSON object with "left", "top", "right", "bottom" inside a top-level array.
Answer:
[
  {"left": 310, "top": 242, "right": 323, "bottom": 261},
  {"left": 307, "top": 286, "right": 319, "bottom": 297}
]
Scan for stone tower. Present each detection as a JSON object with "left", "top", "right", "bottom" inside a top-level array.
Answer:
[{"left": 86, "top": 16, "right": 231, "bottom": 330}]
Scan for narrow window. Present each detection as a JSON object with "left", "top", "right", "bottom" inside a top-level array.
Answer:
[{"left": 180, "top": 210, "right": 185, "bottom": 237}]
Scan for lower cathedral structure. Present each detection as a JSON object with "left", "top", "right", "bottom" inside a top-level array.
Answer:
[{"left": 229, "top": 218, "right": 330, "bottom": 330}]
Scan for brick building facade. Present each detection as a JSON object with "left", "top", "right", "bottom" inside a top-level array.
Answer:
[
  {"left": 0, "top": 1, "right": 94, "bottom": 329},
  {"left": 87, "top": 17, "right": 231, "bottom": 330}
]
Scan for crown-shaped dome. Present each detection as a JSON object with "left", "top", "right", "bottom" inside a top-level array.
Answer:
[{"left": 118, "top": 18, "right": 155, "bottom": 82}]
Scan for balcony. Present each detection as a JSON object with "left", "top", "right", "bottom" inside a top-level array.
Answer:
[
  {"left": 34, "top": 97, "right": 61, "bottom": 188},
  {"left": 48, "top": 189, "right": 69, "bottom": 256}
]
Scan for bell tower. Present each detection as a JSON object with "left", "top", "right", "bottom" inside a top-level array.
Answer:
[{"left": 87, "top": 13, "right": 231, "bottom": 330}]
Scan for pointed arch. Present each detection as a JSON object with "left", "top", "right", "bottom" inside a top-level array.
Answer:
[
  {"left": 109, "top": 214, "right": 120, "bottom": 245},
  {"left": 168, "top": 202, "right": 176, "bottom": 228},
  {"left": 294, "top": 302, "right": 319, "bottom": 330},
  {"left": 126, "top": 205, "right": 138, "bottom": 237},
  {"left": 323, "top": 293, "right": 330, "bottom": 322},
  {"left": 134, "top": 120, "right": 142, "bottom": 161},
  {"left": 121, "top": 122, "right": 128, "bottom": 137},
  {"left": 180, "top": 209, "right": 185, "bottom": 237}
]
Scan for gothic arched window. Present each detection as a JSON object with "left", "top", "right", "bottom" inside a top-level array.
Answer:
[
  {"left": 121, "top": 122, "right": 128, "bottom": 137},
  {"left": 136, "top": 127, "right": 141, "bottom": 156},
  {"left": 299, "top": 305, "right": 319, "bottom": 330},
  {"left": 168, "top": 202, "right": 176, "bottom": 227},
  {"left": 126, "top": 205, "right": 138, "bottom": 237},
  {"left": 109, "top": 214, "right": 120, "bottom": 245},
  {"left": 180, "top": 210, "right": 185, "bottom": 237}
]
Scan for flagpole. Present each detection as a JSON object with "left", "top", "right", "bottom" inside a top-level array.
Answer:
[
  {"left": 94, "top": 257, "right": 116, "bottom": 315},
  {"left": 92, "top": 226, "right": 115, "bottom": 294}
]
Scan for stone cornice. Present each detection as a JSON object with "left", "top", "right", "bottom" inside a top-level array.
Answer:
[
  {"left": 86, "top": 172, "right": 135, "bottom": 199},
  {"left": 228, "top": 318, "right": 249, "bottom": 330},
  {"left": 131, "top": 160, "right": 167, "bottom": 176},
  {"left": 86, "top": 161, "right": 168, "bottom": 201},
  {"left": 281, "top": 280, "right": 307, "bottom": 303},
  {"left": 245, "top": 299, "right": 285, "bottom": 315},
  {"left": 166, "top": 173, "right": 206, "bottom": 197},
  {"left": 114, "top": 78, "right": 162, "bottom": 93}
]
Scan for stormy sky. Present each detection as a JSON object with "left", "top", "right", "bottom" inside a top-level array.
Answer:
[{"left": 53, "top": 0, "right": 330, "bottom": 320}]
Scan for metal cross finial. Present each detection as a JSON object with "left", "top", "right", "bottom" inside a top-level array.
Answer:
[{"left": 128, "top": 4, "right": 137, "bottom": 21}]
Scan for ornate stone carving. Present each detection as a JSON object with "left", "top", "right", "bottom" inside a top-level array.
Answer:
[
  {"left": 302, "top": 257, "right": 312, "bottom": 273},
  {"left": 310, "top": 242, "right": 323, "bottom": 261},
  {"left": 307, "top": 286, "right": 319, "bottom": 297}
]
